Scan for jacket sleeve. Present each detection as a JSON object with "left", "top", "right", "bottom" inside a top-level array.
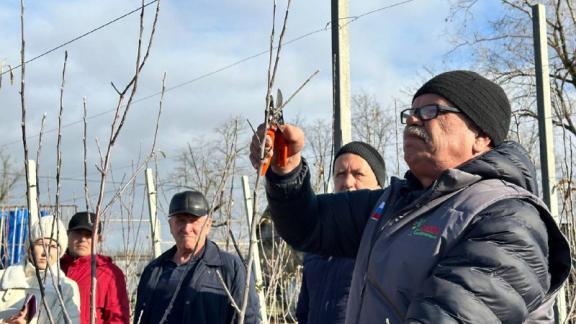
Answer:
[
  {"left": 102, "top": 265, "right": 130, "bottom": 324},
  {"left": 133, "top": 264, "right": 153, "bottom": 324},
  {"left": 65, "top": 278, "right": 82, "bottom": 324},
  {"left": 405, "top": 199, "right": 551, "bottom": 323},
  {"left": 266, "top": 159, "right": 384, "bottom": 257},
  {"left": 295, "top": 270, "right": 309, "bottom": 324}
]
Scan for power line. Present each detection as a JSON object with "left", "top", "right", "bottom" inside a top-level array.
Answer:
[
  {"left": 0, "top": 0, "right": 418, "bottom": 149},
  {"left": 0, "top": 0, "right": 159, "bottom": 77},
  {"left": 0, "top": 0, "right": 425, "bottom": 204},
  {"left": 1, "top": 171, "right": 139, "bottom": 185},
  {"left": 344, "top": 0, "right": 415, "bottom": 26}
]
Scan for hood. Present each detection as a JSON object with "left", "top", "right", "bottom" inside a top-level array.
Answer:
[{"left": 458, "top": 141, "right": 539, "bottom": 195}]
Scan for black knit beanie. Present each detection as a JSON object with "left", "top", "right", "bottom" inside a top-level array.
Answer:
[
  {"left": 333, "top": 141, "right": 386, "bottom": 186},
  {"left": 413, "top": 70, "right": 511, "bottom": 145}
]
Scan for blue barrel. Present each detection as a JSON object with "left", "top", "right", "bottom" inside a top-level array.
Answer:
[{"left": 0, "top": 209, "right": 49, "bottom": 267}]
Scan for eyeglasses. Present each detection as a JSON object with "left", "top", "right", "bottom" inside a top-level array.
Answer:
[{"left": 400, "top": 104, "right": 460, "bottom": 124}]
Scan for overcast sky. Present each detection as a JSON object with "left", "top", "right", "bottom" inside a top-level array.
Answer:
[{"left": 0, "top": 0, "right": 500, "bottom": 250}]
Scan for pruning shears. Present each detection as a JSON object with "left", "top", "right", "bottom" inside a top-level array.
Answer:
[{"left": 261, "top": 89, "right": 288, "bottom": 176}]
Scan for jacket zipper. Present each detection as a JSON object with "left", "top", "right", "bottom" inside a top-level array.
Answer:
[{"left": 354, "top": 182, "right": 439, "bottom": 323}]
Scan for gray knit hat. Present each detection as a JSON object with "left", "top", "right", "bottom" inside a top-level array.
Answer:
[
  {"left": 413, "top": 70, "right": 511, "bottom": 145},
  {"left": 29, "top": 215, "right": 68, "bottom": 258},
  {"left": 333, "top": 141, "right": 386, "bottom": 186}
]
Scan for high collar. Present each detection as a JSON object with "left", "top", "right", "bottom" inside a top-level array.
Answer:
[
  {"left": 457, "top": 141, "right": 539, "bottom": 194},
  {"left": 61, "top": 252, "right": 111, "bottom": 265},
  {"left": 402, "top": 141, "right": 538, "bottom": 195},
  {"left": 158, "top": 240, "right": 222, "bottom": 267}
]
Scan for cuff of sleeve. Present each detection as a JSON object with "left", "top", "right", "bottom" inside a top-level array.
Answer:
[{"left": 265, "top": 158, "right": 310, "bottom": 200}]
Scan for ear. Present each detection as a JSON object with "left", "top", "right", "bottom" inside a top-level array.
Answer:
[
  {"left": 472, "top": 133, "right": 492, "bottom": 154},
  {"left": 203, "top": 217, "right": 213, "bottom": 235}
]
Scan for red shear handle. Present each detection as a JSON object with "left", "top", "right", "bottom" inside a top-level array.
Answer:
[
  {"left": 274, "top": 128, "right": 288, "bottom": 167},
  {"left": 260, "top": 128, "right": 276, "bottom": 176},
  {"left": 261, "top": 127, "right": 288, "bottom": 176}
]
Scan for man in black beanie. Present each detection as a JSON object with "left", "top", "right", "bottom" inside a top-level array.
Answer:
[
  {"left": 249, "top": 69, "right": 570, "bottom": 323},
  {"left": 296, "top": 141, "right": 385, "bottom": 324}
]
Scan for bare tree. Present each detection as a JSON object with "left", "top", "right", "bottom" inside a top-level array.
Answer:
[
  {"left": 0, "top": 152, "right": 22, "bottom": 204},
  {"left": 447, "top": 0, "right": 576, "bottom": 321},
  {"left": 258, "top": 214, "right": 302, "bottom": 323},
  {"left": 352, "top": 92, "right": 398, "bottom": 184},
  {"left": 447, "top": 0, "right": 575, "bottom": 137},
  {"left": 170, "top": 116, "right": 249, "bottom": 246},
  {"left": 302, "top": 119, "right": 333, "bottom": 193}
]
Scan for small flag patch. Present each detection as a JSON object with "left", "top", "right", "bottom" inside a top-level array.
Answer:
[{"left": 370, "top": 202, "right": 385, "bottom": 221}]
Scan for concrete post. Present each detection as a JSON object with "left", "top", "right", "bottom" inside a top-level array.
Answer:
[
  {"left": 241, "top": 175, "right": 268, "bottom": 324},
  {"left": 145, "top": 168, "right": 161, "bottom": 258},
  {"left": 532, "top": 4, "right": 566, "bottom": 322},
  {"left": 26, "top": 160, "right": 38, "bottom": 225},
  {"left": 331, "top": 0, "right": 351, "bottom": 152}
]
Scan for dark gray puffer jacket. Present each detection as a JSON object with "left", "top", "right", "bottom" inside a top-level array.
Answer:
[{"left": 266, "top": 141, "right": 570, "bottom": 323}]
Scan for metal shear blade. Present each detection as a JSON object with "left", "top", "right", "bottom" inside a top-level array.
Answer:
[{"left": 268, "top": 89, "right": 284, "bottom": 126}]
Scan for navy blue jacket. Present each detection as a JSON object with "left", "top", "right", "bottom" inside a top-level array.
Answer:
[
  {"left": 134, "top": 240, "right": 260, "bottom": 324},
  {"left": 296, "top": 254, "right": 353, "bottom": 324}
]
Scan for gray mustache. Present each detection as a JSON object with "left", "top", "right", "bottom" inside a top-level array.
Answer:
[{"left": 404, "top": 126, "right": 430, "bottom": 143}]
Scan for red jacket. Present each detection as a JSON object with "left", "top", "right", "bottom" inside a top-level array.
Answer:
[{"left": 61, "top": 254, "right": 130, "bottom": 324}]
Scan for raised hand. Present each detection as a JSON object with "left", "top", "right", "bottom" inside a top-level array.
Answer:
[{"left": 249, "top": 123, "right": 304, "bottom": 176}]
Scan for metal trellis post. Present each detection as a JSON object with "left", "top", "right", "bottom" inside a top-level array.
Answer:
[{"left": 532, "top": 4, "right": 566, "bottom": 323}]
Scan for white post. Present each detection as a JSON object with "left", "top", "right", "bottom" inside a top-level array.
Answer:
[
  {"left": 26, "top": 160, "right": 39, "bottom": 225},
  {"left": 241, "top": 175, "right": 268, "bottom": 324},
  {"left": 145, "top": 168, "right": 161, "bottom": 258},
  {"left": 0, "top": 207, "right": 5, "bottom": 265},
  {"left": 532, "top": 4, "right": 566, "bottom": 323}
]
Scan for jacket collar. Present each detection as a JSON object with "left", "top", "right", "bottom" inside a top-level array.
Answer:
[
  {"left": 202, "top": 240, "right": 223, "bottom": 267},
  {"left": 402, "top": 141, "right": 536, "bottom": 194},
  {"left": 158, "top": 240, "right": 223, "bottom": 267},
  {"left": 61, "top": 253, "right": 111, "bottom": 266}
]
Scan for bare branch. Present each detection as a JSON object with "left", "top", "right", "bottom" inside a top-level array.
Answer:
[
  {"left": 215, "top": 270, "right": 242, "bottom": 314},
  {"left": 19, "top": 0, "right": 55, "bottom": 321},
  {"left": 83, "top": 97, "right": 91, "bottom": 211},
  {"left": 279, "top": 69, "right": 320, "bottom": 110}
]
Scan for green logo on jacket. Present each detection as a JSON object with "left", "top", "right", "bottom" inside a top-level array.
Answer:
[{"left": 411, "top": 218, "right": 440, "bottom": 239}]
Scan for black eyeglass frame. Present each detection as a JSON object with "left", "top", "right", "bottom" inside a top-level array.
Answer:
[{"left": 400, "top": 104, "right": 460, "bottom": 124}]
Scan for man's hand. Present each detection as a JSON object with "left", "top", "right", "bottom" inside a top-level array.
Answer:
[{"left": 249, "top": 123, "right": 304, "bottom": 175}]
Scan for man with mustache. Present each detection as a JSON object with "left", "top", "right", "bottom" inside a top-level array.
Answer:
[
  {"left": 133, "top": 190, "right": 260, "bottom": 324},
  {"left": 249, "top": 70, "right": 571, "bottom": 323}
]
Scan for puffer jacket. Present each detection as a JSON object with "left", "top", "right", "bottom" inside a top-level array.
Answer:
[
  {"left": 296, "top": 254, "right": 353, "bottom": 324},
  {"left": 133, "top": 240, "right": 260, "bottom": 324},
  {"left": 0, "top": 261, "right": 81, "bottom": 323},
  {"left": 266, "top": 141, "right": 571, "bottom": 323},
  {"left": 60, "top": 254, "right": 130, "bottom": 324}
]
